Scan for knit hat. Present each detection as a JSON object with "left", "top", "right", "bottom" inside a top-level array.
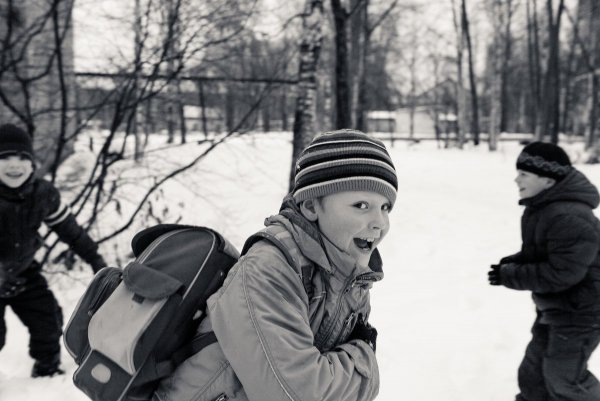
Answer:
[
  {"left": 292, "top": 129, "right": 398, "bottom": 206},
  {"left": 516, "top": 141, "right": 572, "bottom": 181},
  {"left": 0, "top": 123, "right": 33, "bottom": 160}
]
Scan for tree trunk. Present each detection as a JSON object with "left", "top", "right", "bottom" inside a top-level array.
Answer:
[
  {"left": 561, "top": 24, "right": 577, "bottom": 138},
  {"left": 281, "top": 90, "right": 288, "bottom": 131},
  {"left": 262, "top": 96, "right": 271, "bottom": 132},
  {"left": 331, "top": 0, "right": 352, "bottom": 129},
  {"left": 537, "top": 0, "right": 564, "bottom": 143},
  {"left": 527, "top": 0, "right": 542, "bottom": 134},
  {"left": 408, "top": 37, "right": 417, "bottom": 139},
  {"left": 133, "top": 0, "right": 144, "bottom": 161},
  {"left": 225, "top": 86, "right": 236, "bottom": 133},
  {"left": 452, "top": 0, "right": 467, "bottom": 148},
  {"left": 500, "top": 0, "right": 513, "bottom": 133},
  {"left": 489, "top": 1, "right": 503, "bottom": 152},
  {"left": 289, "top": 0, "right": 324, "bottom": 191},
  {"left": 350, "top": 0, "right": 367, "bottom": 130},
  {"left": 198, "top": 80, "right": 209, "bottom": 139},
  {"left": 585, "top": 1, "right": 599, "bottom": 149},
  {"left": 462, "top": 0, "right": 480, "bottom": 145},
  {"left": 177, "top": 80, "right": 186, "bottom": 143}
]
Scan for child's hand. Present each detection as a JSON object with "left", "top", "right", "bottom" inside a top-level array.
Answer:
[
  {"left": 488, "top": 264, "right": 502, "bottom": 286},
  {"left": 348, "top": 314, "right": 378, "bottom": 352}
]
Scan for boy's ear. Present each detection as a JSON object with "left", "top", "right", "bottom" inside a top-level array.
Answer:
[
  {"left": 299, "top": 199, "right": 319, "bottom": 222},
  {"left": 544, "top": 177, "right": 556, "bottom": 189}
]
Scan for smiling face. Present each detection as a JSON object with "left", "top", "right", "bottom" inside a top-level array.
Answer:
[
  {"left": 302, "top": 191, "right": 391, "bottom": 267},
  {"left": 0, "top": 154, "right": 34, "bottom": 188},
  {"left": 515, "top": 169, "right": 555, "bottom": 199}
]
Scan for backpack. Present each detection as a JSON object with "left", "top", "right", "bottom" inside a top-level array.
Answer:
[{"left": 64, "top": 223, "right": 313, "bottom": 401}]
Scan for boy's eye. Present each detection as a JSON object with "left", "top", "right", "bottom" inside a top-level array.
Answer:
[
  {"left": 353, "top": 202, "right": 368, "bottom": 210},
  {"left": 382, "top": 203, "right": 391, "bottom": 212}
]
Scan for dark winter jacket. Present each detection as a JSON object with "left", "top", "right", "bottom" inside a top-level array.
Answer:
[
  {"left": 0, "top": 177, "right": 104, "bottom": 296},
  {"left": 500, "top": 169, "right": 600, "bottom": 325},
  {"left": 154, "top": 201, "right": 381, "bottom": 401}
]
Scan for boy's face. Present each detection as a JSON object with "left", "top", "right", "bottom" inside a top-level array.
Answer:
[
  {"left": 515, "top": 169, "right": 555, "bottom": 199},
  {"left": 0, "top": 155, "right": 34, "bottom": 188},
  {"left": 310, "top": 191, "right": 391, "bottom": 267}
]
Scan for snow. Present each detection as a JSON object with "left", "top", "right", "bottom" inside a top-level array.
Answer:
[{"left": 2, "top": 132, "right": 600, "bottom": 400}]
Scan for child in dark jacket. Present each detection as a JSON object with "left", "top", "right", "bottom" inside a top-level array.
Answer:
[
  {"left": 489, "top": 141, "right": 600, "bottom": 401},
  {"left": 0, "top": 123, "right": 106, "bottom": 377}
]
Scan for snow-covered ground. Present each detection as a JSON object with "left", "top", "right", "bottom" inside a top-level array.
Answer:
[{"left": 2, "top": 132, "right": 600, "bottom": 401}]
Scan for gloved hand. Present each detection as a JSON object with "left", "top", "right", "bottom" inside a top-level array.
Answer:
[
  {"left": 488, "top": 264, "right": 502, "bottom": 286},
  {"left": 0, "top": 275, "right": 27, "bottom": 298},
  {"left": 88, "top": 255, "right": 106, "bottom": 274},
  {"left": 348, "top": 314, "right": 378, "bottom": 352}
]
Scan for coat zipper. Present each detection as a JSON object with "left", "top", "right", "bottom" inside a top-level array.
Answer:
[
  {"left": 333, "top": 311, "right": 356, "bottom": 345},
  {"left": 318, "top": 275, "right": 355, "bottom": 347}
]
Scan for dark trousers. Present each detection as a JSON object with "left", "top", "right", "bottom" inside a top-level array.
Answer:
[
  {"left": 0, "top": 273, "right": 63, "bottom": 363},
  {"left": 516, "top": 317, "right": 600, "bottom": 401}
]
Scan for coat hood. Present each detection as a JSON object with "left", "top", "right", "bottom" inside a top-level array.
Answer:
[
  {"left": 520, "top": 168, "right": 600, "bottom": 209},
  {"left": 263, "top": 195, "right": 383, "bottom": 279}
]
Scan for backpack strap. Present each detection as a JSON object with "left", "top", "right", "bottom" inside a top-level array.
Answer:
[
  {"left": 242, "top": 226, "right": 314, "bottom": 300},
  {"left": 156, "top": 226, "right": 315, "bottom": 377},
  {"left": 155, "top": 331, "right": 218, "bottom": 378}
]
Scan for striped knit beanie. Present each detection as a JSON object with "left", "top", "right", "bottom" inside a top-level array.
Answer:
[
  {"left": 516, "top": 141, "right": 572, "bottom": 181},
  {"left": 292, "top": 129, "right": 398, "bottom": 206},
  {"left": 0, "top": 123, "right": 33, "bottom": 160}
]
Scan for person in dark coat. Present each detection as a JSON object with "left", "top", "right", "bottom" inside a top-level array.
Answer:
[
  {"left": 0, "top": 123, "right": 106, "bottom": 378},
  {"left": 489, "top": 141, "right": 600, "bottom": 401}
]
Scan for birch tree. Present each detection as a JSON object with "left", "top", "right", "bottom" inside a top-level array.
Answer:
[{"left": 289, "top": 0, "right": 324, "bottom": 190}]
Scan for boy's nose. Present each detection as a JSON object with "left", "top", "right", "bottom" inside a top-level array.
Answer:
[{"left": 369, "top": 211, "right": 387, "bottom": 230}]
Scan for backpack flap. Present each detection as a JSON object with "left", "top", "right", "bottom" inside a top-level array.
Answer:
[
  {"left": 87, "top": 262, "right": 184, "bottom": 376},
  {"left": 123, "top": 261, "right": 183, "bottom": 300}
]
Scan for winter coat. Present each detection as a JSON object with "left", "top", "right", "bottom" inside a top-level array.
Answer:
[
  {"left": 153, "top": 203, "right": 382, "bottom": 401},
  {"left": 500, "top": 169, "right": 600, "bottom": 325},
  {"left": 0, "top": 177, "right": 103, "bottom": 294}
]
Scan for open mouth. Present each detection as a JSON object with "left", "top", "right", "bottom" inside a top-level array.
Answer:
[
  {"left": 353, "top": 237, "right": 376, "bottom": 251},
  {"left": 5, "top": 172, "right": 24, "bottom": 179}
]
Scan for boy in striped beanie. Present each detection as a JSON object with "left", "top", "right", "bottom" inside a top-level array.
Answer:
[
  {"left": 157, "top": 129, "right": 396, "bottom": 401},
  {"left": 489, "top": 141, "right": 600, "bottom": 400},
  {"left": 292, "top": 128, "right": 397, "bottom": 268},
  {"left": 0, "top": 123, "right": 105, "bottom": 378}
]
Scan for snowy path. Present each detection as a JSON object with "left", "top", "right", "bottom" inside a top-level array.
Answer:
[{"left": 2, "top": 134, "right": 600, "bottom": 400}]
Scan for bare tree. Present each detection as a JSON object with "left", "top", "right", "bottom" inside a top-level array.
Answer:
[
  {"left": 462, "top": 0, "right": 480, "bottom": 145},
  {"left": 289, "top": 0, "right": 324, "bottom": 191},
  {"left": 451, "top": 0, "right": 468, "bottom": 147},
  {"left": 331, "top": 0, "right": 353, "bottom": 129},
  {"left": 526, "top": 0, "right": 543, "bottom": 133},
  {"left": 535, "top": 0, "right": 565, "bottom": 143},
  {"left": 487, "top": 0, "right": 514, "bottom": 151}
]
